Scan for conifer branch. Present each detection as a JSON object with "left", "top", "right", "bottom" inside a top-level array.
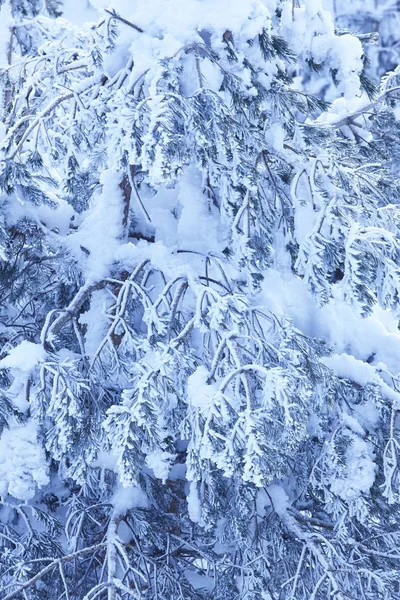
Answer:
[{"left": 3, "top": 543, "right": 106, "bottom": 600}]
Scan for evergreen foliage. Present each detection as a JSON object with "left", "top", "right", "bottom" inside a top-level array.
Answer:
[
  {"left": 1, "top": 1, "right": 400, "bottom": 599},
  {"left": 327, "top": 0, "right": 400, "bottom": 77}
]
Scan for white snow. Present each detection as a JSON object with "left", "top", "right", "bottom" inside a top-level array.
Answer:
[
  {"left": 187, "top": 480, "right": 202, "bottom": 523},
  {"left": 281, "top": 0, "right": 364, "bottom": 99},
  {"left": 63, "top": 0, "right": 97, "bottom": 25},
  {"left": 0, "top": 1, "right": 13, "bottom": 69},
  {"left": 79, "top": 289, "right": 114, "bottom": 356},
  {"left": 0, "top": 422, "right": 49, "bottom": 501},
  {"left": 92, "top": 0, "right": 271, "bottom": 43},
  {"left": 0, "top": 341, "right": 46, "bottom": 372},
  {"left": 187, "top": 366, "right": 217, "bottom": 410},
  {"left": 261, "top": 269, "right": 400, "bottom": 375},
  {"left": 331, "top": 436, "right": 376, "bottom": 501},
  {"left": 68, "top": 169, "right": 127, "bottom": 279},
  {"left": 323, "top": 354, "right": 400, "bottom": 406},
  {"left": 266, "top": 484, "right": 289, "bottom": 515},
  {"left": 177, "top": 168, "right": 227, "bottom": 253},
  {"left": 0, "top": 0, "right": 397, "bottom": 587},
  {"left": 145, "top": 449, "right": 175, "bottom": 482},
  {"left": 112, "top": 483, "right": 148, "bottom": 513}
]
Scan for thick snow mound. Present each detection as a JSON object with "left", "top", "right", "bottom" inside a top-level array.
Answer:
[{"left": 0, "top": 422, "right": 49, "bottom": 501}]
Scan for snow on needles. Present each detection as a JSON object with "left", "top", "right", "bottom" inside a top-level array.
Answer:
[{"left": 0, "top": 341, "right": 46, "bottom": 373}]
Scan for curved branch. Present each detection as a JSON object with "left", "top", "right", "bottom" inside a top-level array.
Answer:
[{"left": 41, "top": 281, "right": 106, "bottom": 348}]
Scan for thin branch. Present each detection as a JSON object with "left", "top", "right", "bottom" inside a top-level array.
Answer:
[
  {"left": 104, "top": 9, "right": 144, "bottom": 33},
  {"left": 41, "top": 281, "right": 106, "bottom": 348},
  {"left": 128, "top": 164, "right": 152, "bottom": 223},
  {"left": 315, "top": 85, "right": 400, "bottom": 130}
]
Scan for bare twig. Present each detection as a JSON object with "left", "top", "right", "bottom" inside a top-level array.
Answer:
[{"left": 104, "top": 9, "right": 144, "bottom": 33}]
